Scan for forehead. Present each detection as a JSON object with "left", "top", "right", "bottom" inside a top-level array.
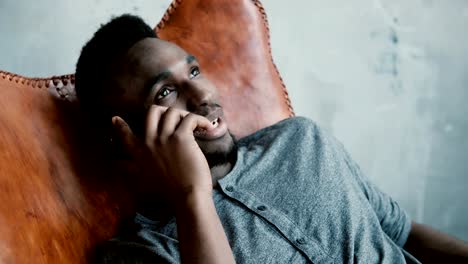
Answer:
[{"left": 123, "top": 38, "right": 189, "bottom": 74}]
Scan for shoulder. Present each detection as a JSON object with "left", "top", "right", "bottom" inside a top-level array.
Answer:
[
  {"left": 238, "top": 116, "right": 322, "bottom": 146},
  {"left": 234, "top": 117, "right": 349, "bottom": 171},
  {"left": 239, "top": 116, "right": 342, "bottom": 153},
  {"left": 265, "top": 116, "right": 319, "bottom": 134}
]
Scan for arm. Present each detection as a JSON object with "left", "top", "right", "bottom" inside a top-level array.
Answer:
[
  {"left": 334, "top": 136, "right": 468, "bottom": 261},
  {"left": 404, "top": 221, "right": 468, "bottom": 263},
  {"left": 113, "top": 106, "right": 235, "bottom": 264},
  {"left": 176, "top": 191, "right": 235, "bottom": 264}
]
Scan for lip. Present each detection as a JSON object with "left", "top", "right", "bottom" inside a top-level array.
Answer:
[{"left": 194, "top": 111, "right": 228, "bottom": 141}]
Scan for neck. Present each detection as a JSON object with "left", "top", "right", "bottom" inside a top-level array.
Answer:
[
  {"left": 210, "top": 146, "right": 237, "bottom": 186},
  {"left": 210, "top": 162, "right": 233, "bottom": 186}
]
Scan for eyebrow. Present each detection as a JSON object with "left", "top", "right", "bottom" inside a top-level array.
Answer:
[
  {"left": 142, "top": 55, "right": 197, "bottom": 97},
  {"left": 143, "top": 70, "right": 171, "bottom": 96}
]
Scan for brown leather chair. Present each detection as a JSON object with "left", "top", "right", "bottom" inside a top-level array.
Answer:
[{"left": 0, "top": 0, "right": 294, "bottom": 262}]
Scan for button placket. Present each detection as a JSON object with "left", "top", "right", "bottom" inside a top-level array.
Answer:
[{"left": 220, "top": 183, "right": 328, "bottom": 262}]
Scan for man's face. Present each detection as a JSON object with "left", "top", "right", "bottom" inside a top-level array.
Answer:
[{"left": 107, "top": 38, "right": 236, "bottom": 167}]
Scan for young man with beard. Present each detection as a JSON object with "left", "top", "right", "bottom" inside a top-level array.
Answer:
[{"left": 75, "top": 15, "right": 468, "bottom": 264}]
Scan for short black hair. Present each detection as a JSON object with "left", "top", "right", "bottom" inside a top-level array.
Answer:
[{"left": 75, "top": 14, "right": 157, "bottom": 119}]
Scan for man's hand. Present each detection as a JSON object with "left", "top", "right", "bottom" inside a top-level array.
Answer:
[
  {"left": 112, "top": 105, "right": 214, "bottom": 204},
  {"left": 112, "top": 105, "right": 236, "bottom": 264}
]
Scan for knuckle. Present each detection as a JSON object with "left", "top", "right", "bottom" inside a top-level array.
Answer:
[
  {"left": 184, "top": 113, "right": 197, "bottom": 121},
  {"left": 152, "top": 105, "right": 165, "bottom": 114},
  {"left": 162, "top": 107, "right": 181, "bottom": 120},
  {"left": 165, "top": 107, "right": 176, "bottom": 114},
  {"left": 149, "top": 105, "right": 162, "bottom": 115},
  {"left": 172, "top": 130, "right": 185, "bottom": 142}
]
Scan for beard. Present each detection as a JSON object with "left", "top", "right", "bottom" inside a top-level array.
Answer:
[{"left": 201, "top": 132, "right": 238, "bottom": 168}]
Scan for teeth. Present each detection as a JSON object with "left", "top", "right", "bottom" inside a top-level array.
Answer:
[{"left": 212, "top": 118, "right": 219, "bottom": 128}]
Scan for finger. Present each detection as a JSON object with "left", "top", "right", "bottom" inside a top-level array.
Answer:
[
  {"left": 112, "top": 116, "right": 138, "bottom": 156},
  {"left": 176, "top": 113, "right": 212, "bottom": 136},
  {"left": 158, "top": 107, "right": 185, "bottom": 143},
  {"left": 145, "top": 105, "right": 166, "bottom": 146}
]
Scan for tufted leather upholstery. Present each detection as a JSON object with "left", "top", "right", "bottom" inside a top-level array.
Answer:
[{"left": 0, "top": 0, "right": 293, "bottom": 262}]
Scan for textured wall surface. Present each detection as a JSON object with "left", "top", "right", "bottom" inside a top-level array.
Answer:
[
  {"left": 265, "top": 0, "right": 468, "bottom": 241},
  {"left": 0, "top": 0, "right": 467, "bottom": 240}
]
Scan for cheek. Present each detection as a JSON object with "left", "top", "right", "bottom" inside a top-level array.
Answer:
[
  {"left": 158, "top": 95, "right": 185, "bottom": 110},
  {"left": 202, "top": 79, "right": 219, "bottom": 97}
]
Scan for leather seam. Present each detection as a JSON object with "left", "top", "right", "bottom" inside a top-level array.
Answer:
[
  {"left": 155, "top": 0, "right": 183, "bottom": 33},
  {"left": 0, "top": 70, "right": 74, "bottom": 96},
  {"left": 251, "top": 0, "right": 295, "bottom": 116}
]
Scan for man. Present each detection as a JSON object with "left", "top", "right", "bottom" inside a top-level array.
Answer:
[{"left": 75, "top": 15, "right": 468, "bottom": 263}]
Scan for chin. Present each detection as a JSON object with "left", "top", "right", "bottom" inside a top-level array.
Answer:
[{"left": 196, "top": 132, "right": 237, "bottom": 168}]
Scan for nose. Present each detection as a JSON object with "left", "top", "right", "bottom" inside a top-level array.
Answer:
[{"left": 184, "top": 81, "right": 216, "bottom": 112}]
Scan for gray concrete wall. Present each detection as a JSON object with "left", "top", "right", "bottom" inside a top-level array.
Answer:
[{"left": 1, "top": 0, "right": 467, "bottom": 240}]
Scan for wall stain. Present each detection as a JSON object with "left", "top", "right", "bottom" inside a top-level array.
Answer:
[{"left": 373, "top": 23, "right": 403, "bottom": 95}]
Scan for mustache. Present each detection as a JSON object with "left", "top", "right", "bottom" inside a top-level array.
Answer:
[{"left": 192, "top": 103, "right": 222, "bottom": 117}]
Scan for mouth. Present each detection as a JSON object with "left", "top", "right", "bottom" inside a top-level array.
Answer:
[
  {"left": 194, "top": 109, "right": 228, "bottom": 141},
  {"left": 211, "top": 117, "right": 220, "bottom": 128}
]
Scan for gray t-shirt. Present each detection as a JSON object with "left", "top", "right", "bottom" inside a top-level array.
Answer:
[{"left": 97, "top": 117, "right": 421, "bottom": 263}]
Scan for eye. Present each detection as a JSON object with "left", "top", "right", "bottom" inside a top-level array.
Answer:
[
  {"left": 156, "top": 86, "right": 173, "bottom": 100},
  {"left": 190, "top": 66, "right": 200, "bottom": 79}
]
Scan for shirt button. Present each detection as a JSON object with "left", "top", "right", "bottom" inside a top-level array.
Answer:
[
  {"left": 257, "top": 205, "right": 267, "bottom": 211},
  {"left": 296, "top": 238, "right": 307, "bottom": 245},
  {"left": 225, "top": 185, "right": 234, "bottom": 192}
]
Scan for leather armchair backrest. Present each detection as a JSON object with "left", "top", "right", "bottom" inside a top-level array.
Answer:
[
  {"left": 0, "top": 0, "right": 293, "bottom": 262},
  {"left": 156, "top": 0, "right": 293, "bottom": 138}
]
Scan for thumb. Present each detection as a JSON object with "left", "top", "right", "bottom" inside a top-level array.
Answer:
[{"left": 112, "top": 116, "right": 138, "bottom": 157}]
